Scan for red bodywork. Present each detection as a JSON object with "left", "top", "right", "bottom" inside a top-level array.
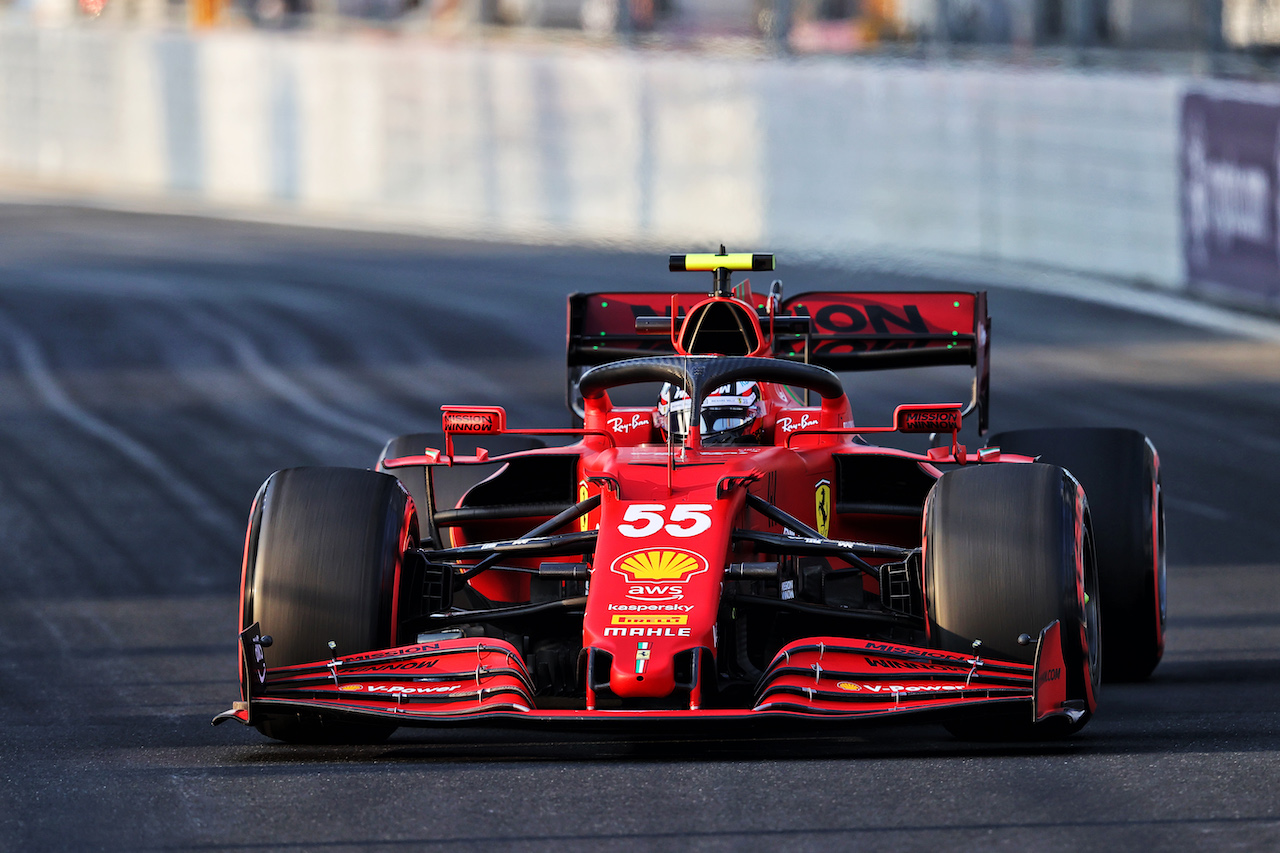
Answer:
[{"left": 218, "top": 271, "right": 1090, "bottom": 733}]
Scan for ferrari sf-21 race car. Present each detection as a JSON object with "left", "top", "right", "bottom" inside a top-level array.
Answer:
[{"left": 215, "top": 251, "right": 1166, "bottom": 742}]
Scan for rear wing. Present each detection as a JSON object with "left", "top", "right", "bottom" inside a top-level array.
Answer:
[{"left": 566, "top": 290, "right": 989, "bottom": 433}]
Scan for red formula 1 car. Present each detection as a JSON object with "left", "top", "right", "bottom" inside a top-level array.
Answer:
[{"left": 215, "top": 252, "right": 1166, "bottom": 743}]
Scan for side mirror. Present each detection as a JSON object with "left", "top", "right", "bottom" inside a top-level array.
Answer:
[
  {"left": 894, "top": 404, "right": 962, "bottom": 434},
  {"left": 442, "top": 406, "right": 506, "bottom": 435}
]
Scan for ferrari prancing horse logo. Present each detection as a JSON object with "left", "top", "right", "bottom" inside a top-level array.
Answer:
[{"left": 815, "top": 480, "right": 832, "bottom": 538}]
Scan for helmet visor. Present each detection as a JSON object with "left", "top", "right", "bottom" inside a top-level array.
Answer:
[{"left": 658, "top": 387, "right": 761, "bottom": 445}]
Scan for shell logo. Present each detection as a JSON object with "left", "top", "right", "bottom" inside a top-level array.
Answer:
[
  {"left": 836, "top": 681, "right": 861, "bottom": 692},
  {"left": 611, "top": 548, "right": 708, "bottom": 582},
  {"left": 339, "top": 683, "right": 364, "bottom": 692}
]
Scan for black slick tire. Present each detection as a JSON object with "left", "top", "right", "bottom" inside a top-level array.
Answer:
[
  {"left": 924, "top": 463, "right": 1100, "bottom": 740},
  {"left": 241, "top": 466, "right": 417, "bottom": 744},
  {"left": 989, "top": 428, "right": 1165, "bottom": 681},
  {"left": 376, "top": 432, "right": 546, "bottom": 549}
]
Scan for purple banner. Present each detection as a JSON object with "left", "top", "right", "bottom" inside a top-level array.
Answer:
[{"left": 1181, "top": 90, "right": 1280, "bottom": 308}]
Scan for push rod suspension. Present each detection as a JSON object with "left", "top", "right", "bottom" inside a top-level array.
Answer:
[
  {"left": 742, "top": 489, "right": 911, "bottom": 573},
  {"left": 420, "top": 494, "right": 602, "bottom": 581}
]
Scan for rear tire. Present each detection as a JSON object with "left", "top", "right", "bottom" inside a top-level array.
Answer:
[
  {"left": 241, "top": 467, "right": 416, "bottom": 744},
  {"left": 990, "top": 428, "right": 1164, "bottom": 681},
  {"left": 376, "top": 432, "right": 546, "bottom": 548},
  {"left": 376, "top": 433, "right": 435, "bottom": 543},
  {"left": 924, "top": 463, "right": 1099, "bottom": 740}
]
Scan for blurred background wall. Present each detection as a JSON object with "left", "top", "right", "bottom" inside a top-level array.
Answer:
[{"left": 2, "top": 0, "right": 1280, "bottom": 310}]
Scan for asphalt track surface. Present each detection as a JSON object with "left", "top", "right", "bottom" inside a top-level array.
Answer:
[{"left": 1, "top": 203, "right": 1278, "bottom": 852}]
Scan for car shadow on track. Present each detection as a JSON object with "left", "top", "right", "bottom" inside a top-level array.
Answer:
[
  {"left": 217, "top": 724, "right": 1096, "bottom": 765},
  {"left": 199, "top": 652, "right": 1280, "bottom": 763}
]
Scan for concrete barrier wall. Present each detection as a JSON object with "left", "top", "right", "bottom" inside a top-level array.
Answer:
[
  {"left": 0, "top": 24, "right": 1187, "bottom": 287},
  {"left": 758, "top": 64, "right": 1184, "bottom": 284}
]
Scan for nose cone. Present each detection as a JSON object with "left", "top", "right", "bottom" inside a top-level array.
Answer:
[
  {"left": 607, "top": 640, "right": 676, "bottom": 698},
  {"left": 584, "top": 484, "right": 745, "bottom": 705}
]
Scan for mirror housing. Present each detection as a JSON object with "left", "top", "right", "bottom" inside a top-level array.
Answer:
[{"left": 894, "top": 404, "right": 962, "bottom": 434}]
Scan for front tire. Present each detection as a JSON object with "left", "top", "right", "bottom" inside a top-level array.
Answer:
[
  {"left": 241, "top": 467, "right": 416, "bottom": 743},
  {"left": 990, "top": 428, "right": 1164, "bottom": 681},
  {"left": 924, "top": 463, "right": 1099, "bottom": 740}
]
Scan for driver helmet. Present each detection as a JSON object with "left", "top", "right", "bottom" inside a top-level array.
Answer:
[{"left": 655, "top": 381, "right": 766, "bottom": 446}]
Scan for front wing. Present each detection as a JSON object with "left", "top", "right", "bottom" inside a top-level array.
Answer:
[{"left": 214, "top": 623, "right": 1075, "bottom": 729}]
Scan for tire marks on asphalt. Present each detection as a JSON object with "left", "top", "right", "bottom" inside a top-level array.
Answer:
[
  {"left": 0, "top": 309, "right": 240, "bottom": 544},
  {"left": 183, "top": 305, "right": 395, "bottom": 447}
]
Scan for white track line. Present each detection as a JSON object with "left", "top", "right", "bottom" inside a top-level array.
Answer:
[
  {"left": 187, "top": 306, "right": 398, "bottom": 446},
  {"left": 10, "top": 193, "right": 1280, "bottom": 341},
  {"left": 0, "top": 312, "right": 240, "bottom": 542},
  {"left": 819, "top": 248, "right": 1280, "bottom": 344}
]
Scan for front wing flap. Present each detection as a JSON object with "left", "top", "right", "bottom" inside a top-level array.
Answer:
[
  {"left": 754, "top": 637, "right": 1033, "bottom": 716},
  {"left": 215, "top": 625, "right": 1077, "bottom": 728}
]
